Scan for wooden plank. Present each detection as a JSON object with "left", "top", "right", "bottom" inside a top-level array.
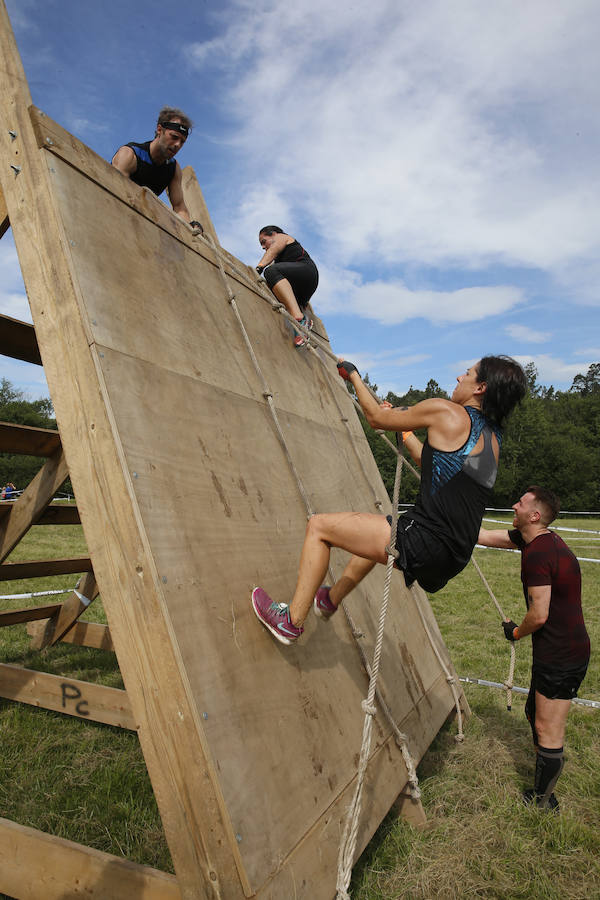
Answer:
[
  {"left": 0, "top": 10, "right": 247, "bottom": 897},
  {"left": 27, "top": 618, "right": 114, "bottom": 651},
  {"left": 0, "top": 420, "right": 61, "bottom": 456},
  {"left": 0, "top": 817, "right": 181, "bottom": 900},
  {"left": 0, "top": 183, "right": 8, "bottom": 238},
  {"left": 181, "top": 166, "right": 220, "bottom": 246},
  {"left": 0, "top": 663, "right": 135, "bottom": 729},
  {"left": 0, "top": 312, "right": 41, "bottom": 365},
  {"left": 44, "top": 570, "right": 99, "bottom": 647},
  {"left": 0, "top": 555, "right": 91, "bottom": 579},
  {"left": 392, "top": 790, "right": 428, "bottom": 827},
  {"left": 0, "top": 602, "right": 61, "bottom": 626},
  {"left": 0, "top": 501, "right": 80, "bottom": 525},
  {"left": 0, "top": 446, "right": 69, "bottom": 563}
]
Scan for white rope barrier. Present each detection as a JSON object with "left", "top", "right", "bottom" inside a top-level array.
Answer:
[
  {"left": 482, "top": 516, "right": 600, "bottom": 536},
  {"left": 0, "top": 587, "right": 73, "bottom": 600},
  {"left": 476, "top": 544, "right": 600, "bottom": 564},
  {"left": 459, "top": 677, "right": 600, "bottom": 710}
]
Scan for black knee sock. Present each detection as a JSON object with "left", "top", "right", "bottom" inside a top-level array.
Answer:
[{"left": 535, "top": 746, "right": 564, "bottom": 801}]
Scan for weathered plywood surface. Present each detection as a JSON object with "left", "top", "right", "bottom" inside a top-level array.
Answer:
[
  {"left": 43, "top": 146, "right": 458, "bottom": 890},
  {"left": 0, "top": 26, "right": 467, "bottom": 893}
]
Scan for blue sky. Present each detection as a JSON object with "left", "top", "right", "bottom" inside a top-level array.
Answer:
[{"left": 2, "top": 0, "right": 599, "bottom": 400}]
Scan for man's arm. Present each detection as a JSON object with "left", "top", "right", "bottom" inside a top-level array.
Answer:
[
  {"left": 513, "top": 584, "right": 551, "bottom": 639},
  {"left": 477, "top": 527, "right": 517, "bottom": 549},
  {"left": 166, "top": 163, "right": 191, "bottom": 222},
  {"left": 111, "top": 145, "right": 138, "bottom": 178}
]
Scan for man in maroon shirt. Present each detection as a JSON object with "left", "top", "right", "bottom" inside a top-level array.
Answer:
[{"left": 478, "top": 486, "right": 590, "bottom": 810}]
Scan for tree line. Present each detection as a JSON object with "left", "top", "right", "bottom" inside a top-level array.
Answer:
[
  {"left": 1, "top": 362, "right": 599, "bottom": 512},
  {"left": 360, "top": 362, "right": 600, "bottom": 512}
]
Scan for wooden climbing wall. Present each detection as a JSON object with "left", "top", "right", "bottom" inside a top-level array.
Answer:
[{"left": 0, "top": 4, "right": 468, "bottom": 897}]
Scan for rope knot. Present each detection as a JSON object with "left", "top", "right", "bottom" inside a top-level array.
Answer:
[
  {"left": 446, "top": 676, "right": 456, "bottom": 685},
  {"left": 361, "top": 700, "right": 377, "bottom": 716},
  {"left": 385, "top": 543, "right": 400, "bottom": 560},
  {"left": 263, "top": 391, "right": 273, "bottom": 400},
  {"left": 374, "top": 500, "right": 383, "bottom": 509}
]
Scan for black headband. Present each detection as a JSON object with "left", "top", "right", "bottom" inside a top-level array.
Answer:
[{"left": 160, "top": 121, "right": 189, "bottom": 137}]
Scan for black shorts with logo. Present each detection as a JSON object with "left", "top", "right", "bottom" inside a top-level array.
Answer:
[{"left": 386, "top": 515, "right": 465, "bottom": 593}]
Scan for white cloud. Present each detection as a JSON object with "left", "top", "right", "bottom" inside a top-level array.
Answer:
[
  {"left": 186, "top": 0, "right": 600, "bottom": 283},
  {"left": 0, "top": 238, "right": 31, "bottom": 322},
  {"left": 513, "top": 354, "right": 591, "bottom": 387},
  {"left": 574, "top": 347, "right": 600, "bottom": 358},
  {"left": 505, "top": 324, "right": 551, "bottom": 344}
]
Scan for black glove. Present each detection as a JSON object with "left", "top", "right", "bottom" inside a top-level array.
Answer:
[
  {"left": 502, "top": 619, "right": 519, "bottom": 642},
  {"left": 189, "top": 220, "right": 203, "bottom": 233},
  {"left": 337, "top": 360, "right": 360, "bottom": 381},
  {"left": 256, "top": 265, "right": 264, "bottom": 275}
]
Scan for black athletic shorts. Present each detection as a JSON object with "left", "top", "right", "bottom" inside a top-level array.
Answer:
[
  {"left": 525, "top": 660, "right": 589, "bottom": 743},
  {"left": 386, "top": 515, "right": 461, "bottom": 593},
  {"left": 263, "top": 259, "right": 319, "bottom": 309}
]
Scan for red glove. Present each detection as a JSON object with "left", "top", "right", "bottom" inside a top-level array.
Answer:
[{"left": 337, "top": 360, "right": 360, "bottom": 381}]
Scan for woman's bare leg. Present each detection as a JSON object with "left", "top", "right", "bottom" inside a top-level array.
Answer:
[
  {"left": 271, "top": 278, "right": 303, "bottom": 319},
  {"left": 329, "top": 556, "right": 377, "bottom": 606},
  {"left": 288, "top": 512, "right": 390, "bottom": 626}
]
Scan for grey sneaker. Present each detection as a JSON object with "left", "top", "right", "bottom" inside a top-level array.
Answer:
[
  {"left": 313, "top": 585, "right": 338, "bottom": 620},
  {"left": 251, "top": 587, "right": 303, "bottom": 645},
  {"left": 293, "top": 315, "right": 313, "bottom": 348}
]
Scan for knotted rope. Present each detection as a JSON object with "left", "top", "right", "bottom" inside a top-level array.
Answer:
[{"left": 335, "top": 439, "right": 404, "bottom": 899}]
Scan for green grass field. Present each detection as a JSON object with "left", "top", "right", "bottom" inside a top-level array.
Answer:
[{"left": 0, "top": 514, "right": 598, "bottom": 898}]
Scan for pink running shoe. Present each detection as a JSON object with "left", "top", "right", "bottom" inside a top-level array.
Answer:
[
  {"left": 313, "top": 585, "right": 338, "bottom": 620},
  {"left": 251, "top": 587, "right": 303, "bottom": 645}
]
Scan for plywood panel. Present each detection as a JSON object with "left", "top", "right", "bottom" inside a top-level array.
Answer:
[{"left": 0, "top": 14, "right": 467, "bottom": 894}]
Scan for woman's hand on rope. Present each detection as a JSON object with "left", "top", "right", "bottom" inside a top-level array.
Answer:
[
  {"left": 337, "top": 360, "right": 360, "bottom": 381},
  {"left": 502, "top": 619, "right": 520, "bottom": 641}
]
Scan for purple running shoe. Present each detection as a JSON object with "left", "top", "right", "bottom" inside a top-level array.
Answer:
[
  {"left": 313, "top": 585, "right": 338, "bottom": 620},
  {"left": 252, "top": 587, "right": 303, "bottom": 645}
]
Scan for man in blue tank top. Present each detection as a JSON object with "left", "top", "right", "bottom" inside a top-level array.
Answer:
[
  {"left": 252, "top": 355, "right": 527, "bottom": 645},
  {"left": 112, "top": 107, "right": 200, "bottom": 227}
]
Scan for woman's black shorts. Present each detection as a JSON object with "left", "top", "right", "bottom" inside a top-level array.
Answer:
[
  {"left": 263, "top": 259, "right": 319, "bottom": 309},
  {"left": 386, "top": 515, "right": 463, "bottom": 594}
]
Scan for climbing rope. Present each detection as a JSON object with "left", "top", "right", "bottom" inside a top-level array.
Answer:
[
  {"left": 469, "top": 556, "right": 516, "bottom": 711},
  {"left": 335, "top": 438, "right": 404, "bottom": 899}
]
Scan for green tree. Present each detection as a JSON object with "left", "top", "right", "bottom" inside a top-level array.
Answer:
[{"left": 0, "top": 378, "right": 59, "bottom": 491}]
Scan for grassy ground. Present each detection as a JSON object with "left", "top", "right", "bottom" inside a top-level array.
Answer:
[{"left": 0, "top": 514, "right": 598, "bottom": 897}]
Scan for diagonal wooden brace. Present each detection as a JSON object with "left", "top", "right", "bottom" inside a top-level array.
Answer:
[{"left": 0, "top": 444, "right": 69, "bottom": 563}]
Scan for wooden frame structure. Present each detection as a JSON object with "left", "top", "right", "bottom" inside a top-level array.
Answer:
[{"left": 0, "top": 4, "right": 469, "bottom": 897}]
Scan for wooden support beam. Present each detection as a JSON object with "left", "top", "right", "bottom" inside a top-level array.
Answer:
[
  {"left": 392, "top": 789, "right": 427, "bottom": 827},
  {"left": 0, "top": 603, "right": 61, "bottom": 626},
  {"left": 181, "top": 166, "right": 220, "bottom": 247},
  {"left": 44, "top": 570, "right": 99, "bottom": 647},
  {"left": 0, "top": 312, "right": 41, "bottom": 365},
  {"left": 0, "top": 817, "right": 180, "bottom": 900},
  {"left": 0, "top": 555, "right": 91, "bottom": 580},
  {"left": 0, "top": 663, "right": 135, "bottom": 729},
  {"left": 0, "top": 500, "right": 80, "bottom": 525},
  {"left": 0, "top": 420, "right": 61, "bottom": 456},
  {"left": 0, "top": 445, "right": 69, "bottom": 563},
  {"left": 0, "top": 184, "right": 8, "bottom": 238},
  {"left": 27, "top": 618, "right": 114, "bottom": 651}
]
